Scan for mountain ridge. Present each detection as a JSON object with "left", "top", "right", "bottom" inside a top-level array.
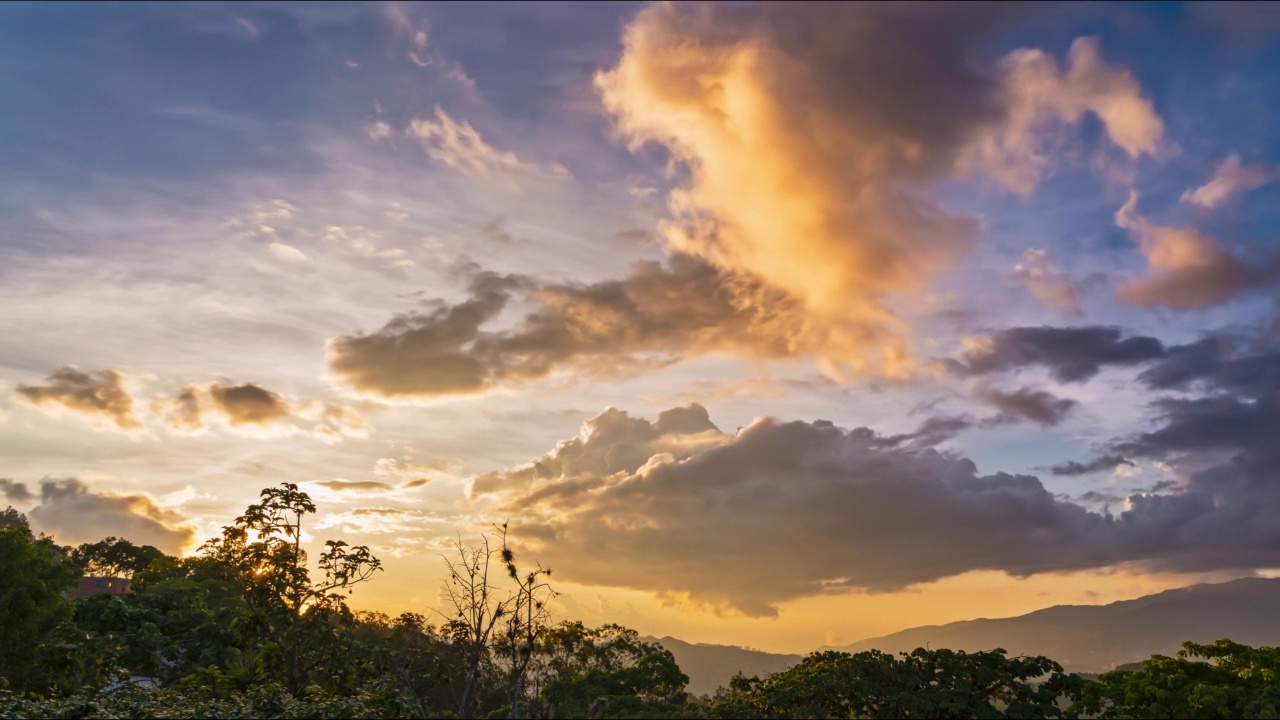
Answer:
[{"left": 648, "top": 577, "right": 1280, "bottom": 695}]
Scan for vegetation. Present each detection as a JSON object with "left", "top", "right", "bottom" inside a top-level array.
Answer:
[{"left": 1, "top": 486, "right": 1277, "bottom": 718}]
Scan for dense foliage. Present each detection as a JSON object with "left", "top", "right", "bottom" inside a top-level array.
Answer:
[
  {"left": 703, "top": 648, "right": 1083, "bottom": 719},
  {"left": 1, "top": 488, "right": 1277, "bottom": 718},
  {"left": 1077, "top": 639, "right": 1280, "bottom": 719}
]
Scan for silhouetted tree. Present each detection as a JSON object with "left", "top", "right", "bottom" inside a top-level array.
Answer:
[
  {"left": 197, "top": 482, "right": 383, "bottom": 694},
  {"left": 69, "top": 536, "right": 165, "bottom": 579}
]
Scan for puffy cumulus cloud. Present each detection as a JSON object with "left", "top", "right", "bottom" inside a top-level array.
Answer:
[
  {"left": 972, "top": 384, "right": 1077, "bottom": 427},
  {"left": 1182, "top": 155, "right": 1279, "bottom": 211},
  {"left": 16, "top": 367, "right": 141, "bottom": 430},
  {"left": 151, "top": 381, "right": 369, "bottom": 442},
  {"left": 1, "top": 478, "right": 195, "bottom": 554},
  {"left": 480, "top": 404, "right": 1280, "bottom": 616},
  {"left": 471, "top": 403, "right": 728, "bottom": 499},
  {"left": 596, "top": 3, "right": 1160, "bottom": 376},
  {"left": 947, "top": 325, "right": 1166, "bottom": 382},
  {"left": 328, "top": 255, "right": 903, "bottom": 399},
  {"left": 1114, "top": 192, "right": 1274, "bottom": 310},
  {"left": 1013, "top": 249, "right": 1082, "bottom": 316}
]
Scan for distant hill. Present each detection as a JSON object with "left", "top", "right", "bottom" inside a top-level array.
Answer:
[
  {"left": 643, "top": 635, "right": 801, "bottom": 697},
  {"left": 828, "top": 577, "right": 1280, "bottom": 674}
]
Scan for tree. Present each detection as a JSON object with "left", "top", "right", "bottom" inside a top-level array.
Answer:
[
  {"left": 68, "top": 536, "right": 166, "bottom": 579},
  {"left": 197, "top": 483, "right": 383, "bottom": 695},
  {"left": 496, "top": 523, "right": 557, "bottom": 720},
  {"left": 438, "top": 523, "right": 556, "bottom": 719},
  {"left": 704, "top": 647, "right": 1082, "bottom": 719},
  {"left": 0, "top": 524, "right": 78, "bottom": 691},
  {"left": 1077, "top": 638, "right": 1280, "bottom": 719},
  {"left": 537, "top": 623, "right": 690, "bottom": 719},
  {"left": 440, "top": 530, "right": 510, "bottom": 719},
  {"left": 0, "top": 505, "right": 28, "bottom": 531}
]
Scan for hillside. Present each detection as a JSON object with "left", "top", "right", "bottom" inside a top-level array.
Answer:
[
  {"left": 643, "top": 635, "right": 801, "bottom": 697},
  {"left": 830, "top": 577, "right": 1280, "bottom": 673}
]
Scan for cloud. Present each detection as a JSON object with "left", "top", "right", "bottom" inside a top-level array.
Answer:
[
  {"left": 0, "top": 479, "right": 32, "bottom": 502},
  {"left": 208, "top": 382, "right": 291, "bottom": 425},
  {"left": 1137, "top": 334, "right": 1280, "bottom": 396},
  {"left": 596, "top": 3, "right": 1160, "bottom": 376},
  {"left": 151, "top": 381, "right": 369, "bottom": 442},
  {"left": 328, "top": 254, "right": 904, "bottom": 399},
  {"left": 973, "top": 384, "right": 1077, "bottom": 427},
  {"left": 16, "top": 367, "right": 141, "bottom": 430},
  {"left": 1013, "top": 249, "right": 1082, "bottom": 316},
  {"left": 1182, "top": 155, "right": 1279, "bottom": 210},
  {"left": 480, "top": 402, "right": 1280, "bottom": 615},
  {"left": 314, "top": 507, "right": 428, "bottom": 535},
  {"left": 1048, "top": 455, "right": 1134, "bottom": 477},
  {"left": 947, "top": 325, "right": 1166, "bottom": 382},
  {"left": 312, "top": 480, "right": 397, "bottom": 493},
  {"left": 1114, "top": 191, "right": 1272, "bottom": 310},
  {"left": 405, "top": 107, "right": 521, "bottom": 175},
  {"left": 969, "top": 36, "right": 1164, "bottom": 192},
  {"left": 1, "top": 478, "right": 195, "bottom": 554},
  {"left": 473, "top": 406, "right": 1111, "bottom": 616},
  {"left": 268, "top": 242, "right": 309, "bottom": 264},
  {"left": 236, "top": 17, "right": 260, "bottom": 39}
]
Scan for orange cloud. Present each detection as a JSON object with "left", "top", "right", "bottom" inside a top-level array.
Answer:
[
  {"left": 1114, "top": 192, "right": 1268, "bottom": 310},
  {"left": 16, "top": 367, "right": 141, "bottom": 430},
  {"left": 1182, "top": 154, "right": 1279, "bottom": 210},
  {"left": 596, "top": 4, "right": 1162, "bottom": 379}
]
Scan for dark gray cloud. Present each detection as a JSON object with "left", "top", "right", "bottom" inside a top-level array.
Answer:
[
  {"left": 478, "top": 402, "right": 1280, "bottom": 617},
  {"left": 948, "top": 326, "right": 1166, "bottom": 382},
  {"left": 973, "top": 385, "right": 1077, "bottom": 427},
  {"left": 0, "top": 478, "right": 32, "bottom": 502},
  {"left": 328, "top": 255, "right": 863, "bottom": 399},
  {"left": 1049, "top": 455, "right": 1134, "bottom": 477},
  {"left": 3, "top": 478, "right": 195, "bottom": 554},
  {"left": 1137, "top": 334, "right": 1280, "bottom": 397},
  {"left": 16, "top": 367, "right": 141, "bottom": 429}
]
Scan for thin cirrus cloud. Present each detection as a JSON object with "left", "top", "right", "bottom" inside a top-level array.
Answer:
[
  {"left": 398, "top": 106, "right": 571, "bottom": 180},
  {"left": 595, "top": 2, "right": 1162, "bottom": 379}
]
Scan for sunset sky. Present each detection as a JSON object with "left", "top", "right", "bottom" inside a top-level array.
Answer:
[{"left": 5, "top": 1, "right": 1280, "bottom": 653}]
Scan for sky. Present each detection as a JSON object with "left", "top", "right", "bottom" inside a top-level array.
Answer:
[{"left": 4, "top": 1, "right": 1280, "bottom": 653}]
